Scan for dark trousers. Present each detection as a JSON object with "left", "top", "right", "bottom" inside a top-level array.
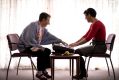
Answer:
[
  {"left": 23, "top": 47, "right": 51, "bottom": 71},
  {"left": 75, "top": 45, "right": 107, "bottom": 75}
]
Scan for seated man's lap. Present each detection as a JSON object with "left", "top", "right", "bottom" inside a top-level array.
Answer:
[
  {"left": 75, "top": 45, "right": 94, "bottom": 55},
  {"left": 75, "top": 45, "right": 106, "bottom": 55},
  {"left": 22, "top": 47, "right": 51, "bottom": 57}
]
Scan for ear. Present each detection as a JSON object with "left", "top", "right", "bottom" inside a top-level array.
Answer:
[
  {"left": 89, "top": 15, "right": 93, "bottom": 19},
  {"left": 42, "top": 18, "right": 46, "bottom": 21},
  {"left": 87, "top": 14, "right": 91, "bottom": 17}
]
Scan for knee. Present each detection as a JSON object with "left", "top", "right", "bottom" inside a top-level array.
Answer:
[
  {"left": 75, "top": 49, "right": 84, "bottom": 56},
  {"left": 75, "top": 49, "right": 81, "bottom": 54},
  {"left": 44, "top": 48, "right": 51, "bottom": 55}
]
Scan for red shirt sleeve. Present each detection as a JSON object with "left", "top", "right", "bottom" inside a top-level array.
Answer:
[
  {"left": 84, "top": 22, "right": 100, "bottom": 41},
  {"left": 82, "top": 27, "right": 91, "bottom": 38}
]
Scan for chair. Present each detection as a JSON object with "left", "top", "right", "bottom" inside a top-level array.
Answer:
[
  {"left": 6, "top": 34, "right": 37, "bottom": 80},
  {"left": 85, "top": 34, "right": 116, "bottom": 80}
]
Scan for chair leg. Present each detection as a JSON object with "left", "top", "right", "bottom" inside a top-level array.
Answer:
[
  {"left": 85, "top": 57, "right": 88, "bottom": 67},
  {"left": 86, "top": 57, "right": 91, "bottom": 80},
  {"left": 16, "top": 57, "right": 21, "bottom": 75},
  {"left": 105, "top": 58, "right": 110, "bottom": 77},
  {"left": 85, "top": 57, "right": 87, "bottom": 63},
  {"left": 29, "top": 57, "right": 36, "bottom": 70},
  {"left": 29, "top": 57, "right": 35, "bottom": 80},
  {"left": 6, "top": 57, "right": 12, "bottom": 80},
  {"left": 109, "top": 58, "right": 116, "bottom": 80},
  {"left": 30, "top": 58, "right": 37, "bottom": 70}
]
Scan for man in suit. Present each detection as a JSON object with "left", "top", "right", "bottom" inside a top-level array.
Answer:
[
  {"left": 69, "top": 8, "right": 107, "bottom": 79},
  {"left": 18, "top": 12, "right": 67, "bottom": 80}
]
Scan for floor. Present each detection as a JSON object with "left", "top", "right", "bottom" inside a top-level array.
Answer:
[{"left": 0, "top": 68, "right": 119, "bottom": 80}]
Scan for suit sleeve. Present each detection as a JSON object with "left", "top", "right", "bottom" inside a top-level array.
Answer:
[{"left": 40, "top": 29, "right": 63, "bottom": 45}]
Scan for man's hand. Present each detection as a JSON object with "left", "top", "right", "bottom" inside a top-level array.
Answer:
[
  {"left": 69, "top": 43, "right": 77, "bottom": 48},
  {"left": 69, "top": 38, "right": 87, "bottom": 48},
  {"left": 31, "top": 46, "right": 45, "bottom": 52},
  {"left": 61, "top": 41, "right": 68, "bottom": 46}
]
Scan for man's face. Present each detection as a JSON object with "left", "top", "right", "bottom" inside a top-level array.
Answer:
[
  {"left": 42, "top": 17, "right": 50, "bottom": 27},
  {"left": 85, "top": 14, "right": 91, "bottom": 22}
]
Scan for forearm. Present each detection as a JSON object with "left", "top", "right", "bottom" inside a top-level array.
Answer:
[
  {"left": 46, "top": 31, "right": 66, "bottom": 44},
  {"left": 76, "top": 38, "right": 87, "bottom": 45},
  {"left": 75, "top": 37, "right": 84, "bottom": 43},
  {"left": 69, "top": 37, "right": 87, "bottom": 47}
]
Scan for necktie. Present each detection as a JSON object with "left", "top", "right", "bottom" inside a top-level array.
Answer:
[{"left": 38, "top": 27, "right": 44, "bottom": 44}]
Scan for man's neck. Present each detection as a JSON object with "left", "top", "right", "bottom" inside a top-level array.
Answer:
[
  {"left": 91, "top": 18, "right": 97, "bottom": 23},
  {"left": 38, "top": 22, "right": 44, "bottom": 28},
  {"left": 40, "top": 24, "right": 44, "bottom": 28}
]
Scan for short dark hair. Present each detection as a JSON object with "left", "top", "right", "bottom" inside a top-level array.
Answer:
[
  {"left": 39, "top": 12, "right": 50, "bottom": 21},
  {"left": 84, "top": 8, "right": 96, "bottom": 17}
]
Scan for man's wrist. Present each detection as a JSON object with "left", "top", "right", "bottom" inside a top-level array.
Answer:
[
  {"left": 75, "top": 42, "right": 80, "bottom": 46},
  {"left": 62, "top": 41, "right": 68, "bottom": 46}
]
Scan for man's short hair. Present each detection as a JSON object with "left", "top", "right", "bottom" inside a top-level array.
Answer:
[
  {"left": 39, "top": 12, "right": 50, "bottom": 21},
  {"left": 84, "top": 8, "right": 97, "bottom": 17}
]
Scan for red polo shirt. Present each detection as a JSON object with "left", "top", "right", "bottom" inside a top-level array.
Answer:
[{"left": 83, "top": 20, "right": 106, "bottom": 42}]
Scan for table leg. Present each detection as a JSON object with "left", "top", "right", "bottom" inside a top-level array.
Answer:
[
  {"left": 51, "top": 58, "right": 53, "bottom": 80},
  {"left": 51, "top": 58, "right": 54, "bottom": 80},
  {"left": 69, "top": 59, "right": 72, "bottom": 76},
  {"left": 53, "top": 59, "right": 54, "bottom": 80},
  {"left": 76, "top": 58, "right": 80, "bottom": 77},
  {"left": 71, "top": 59, "right": 74, "bottom": 80}
]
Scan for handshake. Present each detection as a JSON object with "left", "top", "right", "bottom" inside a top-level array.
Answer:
[
  {"left": 61, "top": 41, "right": 77, "bottom": 48},
  {"left": 53, "top": 41, "right": 73, "bottom": 49}
]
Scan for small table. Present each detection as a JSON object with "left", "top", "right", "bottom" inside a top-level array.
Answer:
[{"left": 50, "top": 53, "right": 80, "bottom": 80}]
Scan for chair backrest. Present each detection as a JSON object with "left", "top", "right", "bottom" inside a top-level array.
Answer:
[
  {"left": 106, "top": 34, "right": 116, "bottom": 51},
  {"left": 7, "top": 34, "right": 19, "bottom": 51}
]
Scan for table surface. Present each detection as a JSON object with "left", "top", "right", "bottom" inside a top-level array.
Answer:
[{"left": 50, "top": 54, "right": 80, "bottom": 59}]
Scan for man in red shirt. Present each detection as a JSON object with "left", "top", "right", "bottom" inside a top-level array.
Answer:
[{"left": 69, "top": 8, "right": 107, "bottom": 79}]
